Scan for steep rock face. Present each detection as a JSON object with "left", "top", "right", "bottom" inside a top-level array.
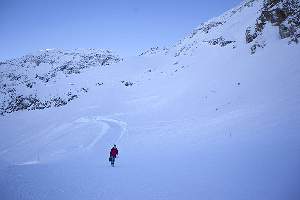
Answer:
[
  {"left": 0, "top": 49, "right": 122, "bottom": 115},
  {"left": 168, "top": 0, "right": 261, "bottom": 57},
  {"left": 246, "top": 0, "right": 300, "bottom": 53},
  {"left": 153, "top": 0, "right": 299, "bottom": 57},
  {"left": 133, "top": 0, "right": 299, "bottom": 59}
]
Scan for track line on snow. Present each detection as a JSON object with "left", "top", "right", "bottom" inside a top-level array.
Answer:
[
  {"left": 11, "top": 115, "right": 127, "bottom": 165},
  {"left": 86, "top": 122, "right": 109, "bottom": 150},
  {"left": 70, "top": 115, "right": 128, "bottom": 148}
]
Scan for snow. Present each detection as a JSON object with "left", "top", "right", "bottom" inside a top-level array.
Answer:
[{"left": 1, "top": 0, "right": 300, "bottom": 199}]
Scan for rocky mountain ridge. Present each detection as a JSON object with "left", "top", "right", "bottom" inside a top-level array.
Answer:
[
  {"left": 142, "top": 0, "right": 299, "bottom": 56},
  {"left": 0, "top": 49, "right": 121, "bottom": 115}
]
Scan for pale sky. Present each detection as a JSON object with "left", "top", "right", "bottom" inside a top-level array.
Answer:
[{"left": 0, "top": 0, "right": 242, "bottom": 60}]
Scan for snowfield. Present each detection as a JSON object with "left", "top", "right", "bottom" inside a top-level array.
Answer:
[{"left": 1, "top": 0, "right": 300, "bottom": 199}]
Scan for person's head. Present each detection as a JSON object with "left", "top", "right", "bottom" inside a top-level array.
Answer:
[{"left": 114, "top": 144, "right": 116, "bottom": 148}]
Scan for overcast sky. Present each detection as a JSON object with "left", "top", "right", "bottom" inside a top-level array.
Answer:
[{"left": 0, "top": 0, "right": 242, "bottom": 60}]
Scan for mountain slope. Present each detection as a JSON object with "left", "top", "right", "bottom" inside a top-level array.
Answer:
[
  {"left": 0, "top": 0, "right": 300, "bottom": 200},
  {"left": 0, "top": 48, "right": 121, "bottom": 115}
]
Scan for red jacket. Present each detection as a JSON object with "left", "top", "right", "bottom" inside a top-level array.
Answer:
[{"left": 110, "top": 147, "right": 118, "bottom": 157}]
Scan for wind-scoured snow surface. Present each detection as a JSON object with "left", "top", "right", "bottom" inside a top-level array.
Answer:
[{"left": 1, "top": 0, "right": 300, "bottom": 199}]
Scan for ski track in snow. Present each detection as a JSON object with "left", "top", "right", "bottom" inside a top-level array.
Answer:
[
  {"left": 0, "top": 115, "right": 129, "bottom": 200},
  {"left": 75, "top": 116, "right": 128, "bottom": 150},
  {"left": 0, "top": 115, "right": 128, "bottom": 166}
]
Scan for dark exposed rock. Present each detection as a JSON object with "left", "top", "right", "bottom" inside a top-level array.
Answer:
[
  {"left": 246, "top": 27, "right": 258, "bottom": 43},
  {"left": 203, "top": 37, "right": 236, "bottom": 47},
  {"left": 81, "top": 88, "right": 88, "bottom": 93},
  {"left": 26, "top": 82, "right": 34, "bottom": 88},
  {"left": 174, "top": 41, "right": 197, "bottom": 57},
  {"left": 67, "top": 92, "right": 78, "bottom": 102},
  {"left": 189, "top": 21, "right": 225, "bottom": 38},
  {"left": 139, "top": 47, "right": 169, "bottom": 56},
  {"left": 35, "top": 74, "right": 51, "bottom": 83},
  {"left": 124, "top": 81, "right": 134, "bottom": 87},
  {"left": 52, "top": 97, "right": 67, "bottom": 107},
  {"left": 251, "top": 42, "right": 266, "bottom": 54},
  {"left": 279, "top": 24, "right": 292, "bottom": 38},
  {"left": 68, "top": 95, "right": 78, "bottom": 102},
  {"left": 1, "top": 93, "right": 79, "bottom": 115},
  {"left": 246, "top": 0, "right": 300, "bottom": 50},
  {"left": 4, "top": 95, "right": 40, "bottom": 113}
]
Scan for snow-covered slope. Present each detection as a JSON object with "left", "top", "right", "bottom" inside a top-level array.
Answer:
[
  {"left": 166, "top": 0, "right": 300, "bottom": 56},
  {"left": 0, "top": 48, "right": 121, "bottom": 114},
  {"left": 0, "top": 0, "right": 300, "bottom": 200}
]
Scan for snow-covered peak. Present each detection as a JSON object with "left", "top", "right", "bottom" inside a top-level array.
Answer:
[
  {"left": 163, "top": 0, "right": 300, "bottom": 56},
  {"left": 5, "top": 48, "right": 121, "bottom": 68},
  {"left": 0, "top": 49, "right": 122, "bottom": 115}
]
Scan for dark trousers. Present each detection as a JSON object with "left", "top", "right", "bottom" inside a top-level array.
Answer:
[{"left": 110, "top": 156, "right": 116, "bottom": 166}]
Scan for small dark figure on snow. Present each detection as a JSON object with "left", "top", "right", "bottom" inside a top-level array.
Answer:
[{"left": 109, "top": 144, "right": 118, "bottom": 167}]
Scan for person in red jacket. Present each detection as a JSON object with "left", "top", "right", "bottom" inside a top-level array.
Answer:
[{"left": 109, "top": 144, "right": 118, "bottom": 167}]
